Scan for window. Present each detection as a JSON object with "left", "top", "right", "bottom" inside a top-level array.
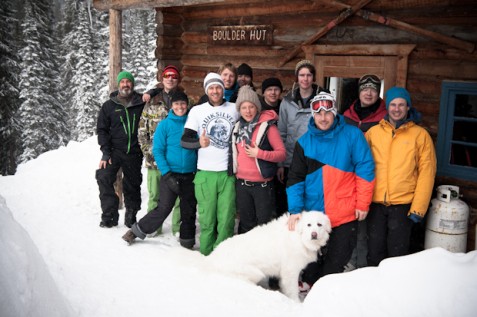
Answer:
[{"left": 436, "top": 81, "right": 477, "bottom": 181}]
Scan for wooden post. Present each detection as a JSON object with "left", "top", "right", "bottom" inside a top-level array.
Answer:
[
  {"left": 278, "top": 0, "right": 373, "bottom": 67},
  {"left": 109, "top": 9, "right": 124, "bottom": 210},
  {"left": 109, "top": 9, "right": 122, "bottom": 93}
]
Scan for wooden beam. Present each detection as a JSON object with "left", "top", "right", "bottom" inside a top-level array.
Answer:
[
  {"left": 93, "top": 0, "right": 225, "bottom": 11},
  {"left": 331, "top": 0, "right": 475, "bottom": 53},
  {"left": 109, "top": 9, "right": 122, "bottom": 93},
  {"left": 278, "top": 0, "right": 373, "bottom": 67}
]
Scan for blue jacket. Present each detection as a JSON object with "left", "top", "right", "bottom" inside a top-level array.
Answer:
[
  {"left": 152, "top": 110, "right": 197, "bottom": 175},
  {"left": 286, "top": 114, "right": 375, "bottom": 228}
]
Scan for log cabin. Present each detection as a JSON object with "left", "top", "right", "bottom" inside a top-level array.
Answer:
[{"left": 93, "top": 0, "right": 477, "bottom": 251}]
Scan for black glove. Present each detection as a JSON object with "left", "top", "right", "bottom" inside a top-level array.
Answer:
[{"left": 163, "top": 172, "right": 180, "bottom": 195}]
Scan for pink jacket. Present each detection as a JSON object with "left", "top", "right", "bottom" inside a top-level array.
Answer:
[{"left": 233, "top": 110, "right": 286, "bottom": 182}]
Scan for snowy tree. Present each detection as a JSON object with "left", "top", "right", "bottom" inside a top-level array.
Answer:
[
  {"left": 123, "top": 9, "right": 158, "bottom": 93},
  {"left": 60, "top": 0, "right": 103, "bottom": 141},
  {"left": 0, "top": 0, "right": 21, "bottom": 175},
  {"left": 17, "top": 0, "right": 69, "bottom": 163},
  {"left": 93, "top": 8, "right": 111, "bottom": 102}
]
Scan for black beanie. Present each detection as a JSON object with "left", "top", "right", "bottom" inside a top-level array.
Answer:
[
  {"left": 237, "top": 63, "right": 253, "bottom": 79},
  {"left": 171, "top": 91, "right": 188, "bottom": 103},
  {"left": 261, "top": 77, "right": 283, "bottom": 93}
]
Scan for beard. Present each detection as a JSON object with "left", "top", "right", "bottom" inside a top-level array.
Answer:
[{"left": 119, "top": 87, "right": 132, "bottom": 97}]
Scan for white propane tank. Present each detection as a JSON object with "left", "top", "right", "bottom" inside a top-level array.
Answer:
[{"left": 424, "top": 185, "right": 469, "bottom": 252}]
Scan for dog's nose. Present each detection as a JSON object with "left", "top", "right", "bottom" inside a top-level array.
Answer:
[{"left": 311, "top": 231, "right": 318, "bottom": 240}]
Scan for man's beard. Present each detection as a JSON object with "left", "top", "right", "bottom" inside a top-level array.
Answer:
[{"left": 119, "top": 87, "right": 132, "bottom": 97}]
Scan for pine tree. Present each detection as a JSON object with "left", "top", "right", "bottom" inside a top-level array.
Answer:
[
  {"left": 61, "top": 0, "right": 102, "bottom": 141},
  {"left": 17, "top": 0, "right": 69, "bottom": 163},
  {"left": 0, "top": 0, "right": 21, "bottom": 175},
  {"left": 123, "top": 9, "right": 157, "bottom": 93}
]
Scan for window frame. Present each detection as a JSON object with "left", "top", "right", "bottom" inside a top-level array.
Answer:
[{"left": 436, "top": 81, "right": 477, "bottom": 181}]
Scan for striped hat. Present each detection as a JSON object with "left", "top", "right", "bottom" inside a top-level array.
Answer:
[{"left": 203, "top": 72, "right": 225, "bottom": 93}]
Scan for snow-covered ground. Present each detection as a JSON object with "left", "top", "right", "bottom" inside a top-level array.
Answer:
[{"left": 1, "top": 137, "right": 476, "bottom": 317}]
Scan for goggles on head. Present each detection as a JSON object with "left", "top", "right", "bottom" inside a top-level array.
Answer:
[
  {"left": 358, "top": 74, "right": 381, "bottom": 92},
  {"left": 311, "top": 100, "right": 334, "bottom": 112},
  {"left": 163, "top": 73, "right": 179, "bottom": 80},
  {"left": 359, "top": 74, "right": 381, "bottom": 86}
]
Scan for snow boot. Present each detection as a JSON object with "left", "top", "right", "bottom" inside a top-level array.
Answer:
[
  {"left": 124, "top": 209, "right": 138, "bottom": 228},
  {"left": 180, "top": 238, "right": 195, "bottom": 249},
  {"left": 122, "top": 229, "right": 137, "bottom": 245},
  {"left": 99, "top": 218, "right": 118, "bottom": 228}
]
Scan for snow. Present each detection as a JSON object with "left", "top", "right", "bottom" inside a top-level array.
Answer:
[{"left": 0, "top": 136, "right": 476, "bottom": 317}]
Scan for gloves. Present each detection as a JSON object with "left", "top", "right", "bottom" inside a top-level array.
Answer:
[
  {"left": 163, "top": 172, "right": 180, "bottom": 195},
  {"left": 408, "top": 213, "right": 423, "bottom": 223}
]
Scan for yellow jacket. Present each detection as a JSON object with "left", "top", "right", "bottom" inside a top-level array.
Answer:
[{"left": 365, "top": 119, "right": 436, "bottom": 218}]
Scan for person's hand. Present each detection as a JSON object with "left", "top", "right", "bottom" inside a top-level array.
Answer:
[
  {"left": 276, "top": 167, "right": 285, "bottom": 183},
  {"left": 287, "top": 213, "right": 301, "bottom": 231},
  {"left": 409, "top": 213, "right": 423, "bottom": 223},
  {"left": 244, "top": 142, "right": 259, "bottom": 158},
  {"left": 199, "top": 129, "right": 210, "bottom": 148},
  {"left": 142, "top": 93, "right": 151, "bottom": 102},
  {"left": 163, "top": 173, "right": 180, "bottom": 195},
  {"left": 98, "top": 158, "right": 112, "bottom": 169},
  {"left": 355, "top": 209, "right": 368, "bottom": 221}
]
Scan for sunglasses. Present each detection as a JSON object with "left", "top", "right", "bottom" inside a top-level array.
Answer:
[
  {"left": 311, "top": 100, "right": 334, "bottom": 112},
  {"left": 163, "top": 73, "right": 179, "bottom": 80}
]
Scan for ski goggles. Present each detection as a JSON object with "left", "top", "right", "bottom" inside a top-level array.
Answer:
[
  {"left": 311, "top": 99, "right": 335, "bottom": 112},
  {"left": 359, "top": 74, "right": 381, "bottom": 91},
  {"left": 163, "top": 73, "right": 179, "bottom": 80}
]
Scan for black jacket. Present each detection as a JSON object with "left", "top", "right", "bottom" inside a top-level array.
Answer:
[{"left": 97, "top": 91, "right": 145, "bottom": 160}]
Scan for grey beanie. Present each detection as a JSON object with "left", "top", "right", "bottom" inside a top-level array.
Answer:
[{"left": 235, "top": 85, "right": 261, "bottom": 112}]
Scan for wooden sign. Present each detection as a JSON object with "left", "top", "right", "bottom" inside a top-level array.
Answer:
[{"left": 208, "top": 25, "right": 273, "bottom": 46}]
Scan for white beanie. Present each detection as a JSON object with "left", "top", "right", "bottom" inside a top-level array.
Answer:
[{"left": 203, "top": 72, "right": 224, "bottom": 93}]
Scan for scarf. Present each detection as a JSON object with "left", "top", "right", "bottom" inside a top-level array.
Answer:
[
  {"left": 236, "top": 114, "right": 260, "bottom": 145},
  {"left": 354, "top": 98, "right": 382, "bottom": 120}
]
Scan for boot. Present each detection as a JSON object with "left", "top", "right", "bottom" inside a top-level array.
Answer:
[
  {"left": 124, "top": 209, "right": 138, "bottom": 228},
  {"left": 122, "top": 230, "right": 137, "bottom": 245},
  {"left": 180, "top": 238, "right": 195, "bottom": 250}
]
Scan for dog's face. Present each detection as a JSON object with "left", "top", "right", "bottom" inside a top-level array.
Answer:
[{"left": 296, "top": 211, "right": 331, "bottom": 251}]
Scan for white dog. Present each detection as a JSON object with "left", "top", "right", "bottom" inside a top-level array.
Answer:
[{"left": 205, "top": 211, "right": 331, "bottom": 301}]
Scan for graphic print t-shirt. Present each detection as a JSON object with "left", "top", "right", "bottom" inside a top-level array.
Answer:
[{"left": 184, "top": 101, "right": 239, "bottom": 171}]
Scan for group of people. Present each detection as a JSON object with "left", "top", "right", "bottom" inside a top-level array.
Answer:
[{"left": 95, "top": 60, "right": 437, "bottom": 290}]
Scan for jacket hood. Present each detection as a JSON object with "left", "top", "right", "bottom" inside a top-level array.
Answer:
[
  {"left": 384, "top": 107, "right": 422, "bottom": 129},
  {"left": 168, "top": 108, "right": 188, "bottom": 122},
  {"left": 307, "top": 113, "right": 344, "bottom": 137},
  {"left": 257, "top": 109, "right": 278, "bottom": 124}
]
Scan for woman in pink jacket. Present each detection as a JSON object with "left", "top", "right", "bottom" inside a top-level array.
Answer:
[{"left": 231, "top": 85, "right": 286, "bottom": 234}]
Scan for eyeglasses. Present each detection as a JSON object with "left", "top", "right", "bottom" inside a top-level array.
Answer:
[
  {"left": 311, "top": 100, "right": 334, "bottom": 112},
  {"left": 163, "top": 73, "right": 179, "bottom": 80}
]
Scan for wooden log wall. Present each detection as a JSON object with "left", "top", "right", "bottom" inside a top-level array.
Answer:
[{"left": 155, "top": 0, "right": 477, "bottom": 250}]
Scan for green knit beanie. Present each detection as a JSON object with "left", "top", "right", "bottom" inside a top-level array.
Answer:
[{"left": 117, "top": 71, "right": 135, "bottom": 85}]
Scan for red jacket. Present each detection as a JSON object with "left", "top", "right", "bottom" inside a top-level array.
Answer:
[{"left": 343, "top": 98, "right": 387, "bottom": 133}]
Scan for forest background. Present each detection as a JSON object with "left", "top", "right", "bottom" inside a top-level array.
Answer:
[{"left": 0, "top": 0, "right": 157, "bottom": 175}]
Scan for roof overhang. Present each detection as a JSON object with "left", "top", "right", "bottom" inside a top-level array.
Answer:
[{"left": 93, "top": 0, "right": 226, "bottom": 11}]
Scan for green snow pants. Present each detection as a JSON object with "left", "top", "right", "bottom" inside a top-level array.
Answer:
[{"left": 194, "top": 170, "right": 236, "bottom": 255}]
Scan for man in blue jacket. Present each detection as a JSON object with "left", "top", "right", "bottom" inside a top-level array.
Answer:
[{"left": 96, "top": 71, "right": 145, "bottom": 228}]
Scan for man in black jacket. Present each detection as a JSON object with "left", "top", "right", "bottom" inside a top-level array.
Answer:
[{"left": 96, "top": 71, "right": 145, "bottom": 228}]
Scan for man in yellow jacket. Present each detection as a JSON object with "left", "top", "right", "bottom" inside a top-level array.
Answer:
[{"left": 365, "top": 86, "right": 436, "bottom": 266}]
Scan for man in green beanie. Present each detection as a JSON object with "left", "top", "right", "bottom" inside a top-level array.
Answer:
[{"left": 96, "top": 70, "right": 145, "bottom": 228}]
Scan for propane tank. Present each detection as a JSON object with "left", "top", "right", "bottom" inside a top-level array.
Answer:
[{"left": 424, "top": 185, "right": 469, "bottom": 252}]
